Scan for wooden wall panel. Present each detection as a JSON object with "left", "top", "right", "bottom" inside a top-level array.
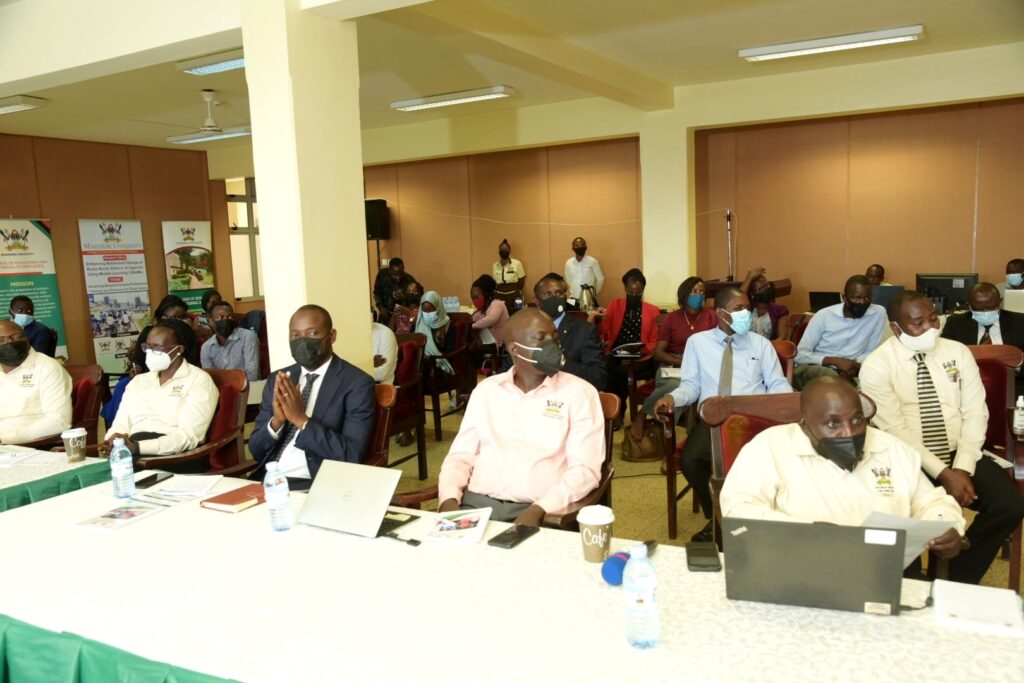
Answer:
[
  {"left": 0, "top": 134, "right": 41, "bottom": 217},
  {"left": 976, "top": 99, "right": 1024, "bottom": 285},
  {"left": 467, "top": 148, "right": 550, "bottom": 296},
  {"left": 695, "top": 129, "right": 737, "bottom": 284},
  {"left": 363, "top": 164, "right": 401, "bottom": 298}
]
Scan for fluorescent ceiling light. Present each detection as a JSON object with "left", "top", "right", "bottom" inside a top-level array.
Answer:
[
  {"left": 166, "top": 125, "right": 251, "bottom": 145},
  {"left": 0, "top": 95, "right": 48, "bottom": 116},
  {"left": 739, "top": 25, "right": 924, "bottom": 62},
  {"left": 391, "top": 85, "right": 516, "bottom": 112},
  {"left": 176, "top": 49, "right": 245, "bottom": 75}
]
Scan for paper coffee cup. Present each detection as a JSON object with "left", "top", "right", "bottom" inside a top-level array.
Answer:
[
  {"left": 577, "top": 505, "right": 614, "bottom": 563},
  {"left": 61, "top": 427, "right": 87, "bottom": 463}
]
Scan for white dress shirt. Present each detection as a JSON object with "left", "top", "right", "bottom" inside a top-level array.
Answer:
[
  {"left": 859, "top": 336, "right": 988, "bottom": 478},
  {"left": 269, "top": 357, "right": 332, "bottom": 479},
  {"left": 371, "top": 322, "right": 398, "bottom": 385},
  {"left": 0, "top": 348, "right": 72, "bottom": 444},
  {"left": 720, "top": 423, "right": 965, "bottom": 535},
  {"left": 564, "top": 255, "right": 605, "bottom": 299}
]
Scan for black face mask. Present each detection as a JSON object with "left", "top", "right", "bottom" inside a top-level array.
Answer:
[
  {"left": 751, "top": 287, "right": 774, "bottom": 304},
  {"left": 626, "top": 293, "right": 643, "bottom": 310},
  {"left": 406, "top": 293, "right": 422, "bottom": 306},
  {"left": 845, "top": 301, "right": 871, "bottom": 319},
  {"left": 804, "top": 424, "right": 867, "bottom": 472},
  {"left": 214, "top": 319, "right": 236, "bottom": 337},
  {"left": 538, "top": 296, "right": 567, "bottom": 320},
  {"left": 0, "top": 340, "right": 30, "bottom": 367},
  {"left": 573, "top": 247, "right": 587, "bottom": 257},
  {"left": 290, "top": 337, "right": 328, "bottom": 370},
  {"left": 499, "top": 250, "right": 510, "bottom": 260},
  {"left": 513, "top": 338, "right": 564, "bottom": 377}
]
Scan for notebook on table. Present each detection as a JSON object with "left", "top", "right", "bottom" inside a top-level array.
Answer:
[
  {"left": 721, "top": 517, "right": 906, "bottom": 616},
  {"left": 297, "top": 460, "right": 416, "bottom": 538}
]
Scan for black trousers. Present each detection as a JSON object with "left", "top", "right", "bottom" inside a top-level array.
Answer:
[
  {"left": 942, "top": 456, "right": 1024, "bottom": 584},
  {"left": 605, "top": 357, "right": 654, "bottom": 419},
  {"left": 680, "top": 421, "right": 713, "bottom": 519}
]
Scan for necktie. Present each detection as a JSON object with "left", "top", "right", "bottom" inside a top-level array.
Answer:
[
  {"left": 914, "top": 353, "right": 950, "bottom": 465},
  {"left": 979, "top": 325, "right": 992, "bottom": 345},
  {"left": 718, "top": 336, "right": 734, "bottom": 397},
  {"left": 269, "top": 372, "right": 319, "bottom": 461}
]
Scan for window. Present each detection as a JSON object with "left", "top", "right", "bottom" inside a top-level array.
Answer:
[{"left": 226, "top": 177, "right": 263, "bottom": 298}]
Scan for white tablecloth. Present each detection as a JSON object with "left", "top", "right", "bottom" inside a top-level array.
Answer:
[
  {"left": 1, "top": 479, "right": 1021, "bottom": 683},
  {"left": 0, "top": 448, "right": 105, "bottom": 489}
]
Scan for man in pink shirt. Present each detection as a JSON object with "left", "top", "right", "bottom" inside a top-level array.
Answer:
[{"left": 438, "top": 308, "right": 605, "bottom": 526}]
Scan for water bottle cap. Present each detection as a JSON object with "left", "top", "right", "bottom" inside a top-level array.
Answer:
[
  {"left": 1017, "top": 396, "right": 1024, "bottom": 408},
  {"left": 112, "top": 437, "right": 125, "bottom": 447},
  {"left": 629, "top": 542, "right": 647, "bottom": 559}
]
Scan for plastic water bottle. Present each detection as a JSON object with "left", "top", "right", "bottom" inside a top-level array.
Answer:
[
  {"left": 263, "top": 462, "right": 293, "bottom": 532},
  {"left": 109, "top": 438, "right": 136, "bottom": 499},
  {"left": 623, "top": 541, "right": 660, "bottom": 649},
  {"left": 514, "top": 294, "right": 524, "bottom": 311},
  {"left": 1014, "top": 396, "right": 1024, "bottom": 441}
]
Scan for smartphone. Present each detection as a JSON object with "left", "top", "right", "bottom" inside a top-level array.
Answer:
[
  {"left": 686, "top": 541, "right": 722, "bottom": 572},
  {"left": 487, "top": 524, "right": 540, "bottom": 549},
  {"left": 136, "top": 472, "right": 174, "bottom": 489}
]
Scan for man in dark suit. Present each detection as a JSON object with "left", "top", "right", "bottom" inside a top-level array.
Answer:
[
  {"left": 942, "top": 282, "right": 1024, "bottom": 395},
  {"left": 249, "top": 304, "right": 375, "bottom": 489},
  {"left": 530, "top": 274, "right": 607, "bottom": 391}
]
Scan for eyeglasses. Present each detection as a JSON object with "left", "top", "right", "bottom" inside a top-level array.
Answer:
[
  {"left": 0, "top": 333, "right": 26, "bottom": 345},
  {"left": 141, "top": 343, "right": 179, "bottom": 353}
]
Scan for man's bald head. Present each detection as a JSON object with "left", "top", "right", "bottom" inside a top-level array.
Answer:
[
  {"left": 801, "top": 376, "right": 869, "bottom": 440},
  {"left": 0, "top": 320, "right": 23, "bottom": 338},
  {"left": 801, "top": 376, "right": 858, "bottom": 415},
  {"left": 505, "top": 307, "right": 555, "bottom": 346}
]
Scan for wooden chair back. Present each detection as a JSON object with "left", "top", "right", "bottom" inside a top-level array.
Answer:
[
  {"left": 771, "top": 339, "right": 797, "bottom": 384},
  {"left": 46, "top": 328, "right": 59, "bottom": 357},
  {"left": 204, "top": 369, "right": 249, "bottom": 470},
  {"left": 599, "top": 392, "right": 621, "bottom": 475},
  {"left": 967, "top": 344, "right": 1023, "bottom": 454},
  {"left": 365, "top": 384, "right": 397, "bottom": 467},
  {"left": 390, "top": 334, "right": 428, "bottom": 479},
  {"left": 788, "top": 313, "right": 813, "bottom": 346},
  {"left": 65, "top": 364, "right": 104, "bottom": 446}
]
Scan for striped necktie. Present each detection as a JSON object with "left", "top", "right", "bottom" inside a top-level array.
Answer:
[
  {"left": 979, "top": 325, "right": 992, "bottom": 345},
  {"left": 914, "top": 353, "right": 950, "bottom": 465},
  {"left": 718, "top": 336, "right": 734, "bottom": 397}
]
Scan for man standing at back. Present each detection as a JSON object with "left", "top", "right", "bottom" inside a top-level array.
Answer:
[
  {"left": 794, "top": 275, "right": 886, "bottom": 389},
  {"left": 860, "top": 291, "right": 1024, "bottom": 584},
  {"left": 249, "top": 305, "right": 375, "bottom": 489},
  {"left": 564, "top": 237, "right": 605, "bottom": 303}
]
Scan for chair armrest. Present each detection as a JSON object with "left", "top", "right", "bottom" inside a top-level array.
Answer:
[
  {"left": 391, "top": 485, "right": 439, "bottom": 510},
  {"left": 215, "top": 459, "right": 260, "bottom": 479},
  {"left": 53, "top": 444, "right": 104, "bottom": 457},
  {"left": 543, "top": 469, "right": 615, "bottom": 531},
  {"left": 18, "top": 433, "right": 63, "bottom": 450},
  {"left": 136, "top": 429, "right": 242, "bottom": 469}
]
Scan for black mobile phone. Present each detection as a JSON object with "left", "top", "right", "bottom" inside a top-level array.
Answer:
[
  {"left": 487, "top": 524, "right": 540, "bottom": 549},
  {"left": 136, "top": 472, "right": 173, "bottom": 489},
  {"left": 685, "top": 541, "right": 722, "bottom": 572}
]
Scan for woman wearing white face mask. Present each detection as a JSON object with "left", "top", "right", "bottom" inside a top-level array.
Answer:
[{"left": 415, "top": 291, "right": 454, "bottom": 375}]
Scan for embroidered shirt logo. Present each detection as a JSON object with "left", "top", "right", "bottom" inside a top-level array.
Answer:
[
  {"left": 942, "top": 360, "right": 959, "bottom": 384},
  {"left": 543, "top": 399, "right": 565, "bottom": 419},
  {"left": 170, "top": 384, "right": 185, "bottom": 398},
  {"left": 871, "top": 466, "right": 894, "bottom": 497},
  {"left": 19, "top": 373, "right": 34, "bottom": 388}
]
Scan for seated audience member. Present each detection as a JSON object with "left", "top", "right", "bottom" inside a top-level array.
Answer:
[
  {"left": 200, "top": 301, "right": 259, "bottom": 381},
  {"left": 196, "top": 289, "right": 222, "bottom": 332},
  {"left": 249, "top": 305, "right": 375, "bottom": 488},
  {"left": 996, "top": 257, "right": 1024, "bottom": 305},
  {"left": 390, "top": 280, "right": 424, "bottom": 335},
  {"left": 654, "top": 288, "right": 792, "bottom": 541},
  {"left": 793, "top": 275, "right": 885, "bottom": 389},
  {"left": 859, "top": 291, "right": 1024, "bottom": 584},
  {"left": 8, "top": 295, "right": 55, "bottom": 356},
  {"left": 437, "top": 308, "right": 604, "bottom": 526},
  {"left": 628, "top": 277, "right": 715, "bottom": 441},
  {"left": 493, "top": 239, "right": 526, "bottom": 300},
  {"left": 599, "top": 268, "right": 661, "bottom": 421},
  {"left": 132, "top": 295, "right": 201, "bottom": 370},
  {"left": 740, "top": 268, "right": 790, "bottom": 340},
  {"left": 0, "top": 320, "right": 71, "bottom": 444},
  {"left": 416, "top": 291, "right": 455, "bottom": 375},
  {"left": 865, "top": 264, "right": 893, "bottom": 287},
  {"left": 942, "top": 282, "right": 1024, "bottom": 396},
  {"left": 471, "top": 274, "right": 510, "bottom": 355},
  {"left": 530, "top": 273, "right": 606, "bottom": 390},
  {"left": 720, "top": 376, "right": 965, "bottom": 561},
  {"left": 372, "top": 317, "right": 398, "bottom": 385},
  {"left": 102, "top": 319, "right": 218, "bottom": 471},
  {"left": 373, "top": 258, "right": 416, "bottom": 325}
]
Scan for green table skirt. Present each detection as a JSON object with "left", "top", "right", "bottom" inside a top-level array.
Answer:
[
  {"left": 0, "top": 614, "right": 237, "bottom": 683},
  {"left": 0, "top": 461, "right": 111, "bottom": 513}
]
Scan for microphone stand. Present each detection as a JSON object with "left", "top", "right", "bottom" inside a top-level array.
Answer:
[{"left": 725, "top": 209, "right": 735, "bottom": 282}]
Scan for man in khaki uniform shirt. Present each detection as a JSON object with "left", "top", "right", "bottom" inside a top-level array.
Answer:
[{"left": 0, "top": 320, "right": 71, "bottom": 444}]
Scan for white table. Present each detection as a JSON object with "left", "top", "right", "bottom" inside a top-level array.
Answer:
[
  {"left": 0, "top": 448, "right": 104, "bottom": 490},
  {"left": 1, "top": 479, "right": 1021, "bottom": 683}
]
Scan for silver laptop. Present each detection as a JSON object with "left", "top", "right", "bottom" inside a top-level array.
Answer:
[
  {"left": 721, "top": 517, "right": 906, "bottom": 616},
  {"left": 1005, "top": 289, "right": 1024, "bottom": 314},
  {"left": 298, "top": 461, "right": 409, "bottom": 538}
]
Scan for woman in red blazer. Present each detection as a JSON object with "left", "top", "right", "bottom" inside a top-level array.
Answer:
[{"left": 598, "top": 268, "right": 661, "bottom": 424}]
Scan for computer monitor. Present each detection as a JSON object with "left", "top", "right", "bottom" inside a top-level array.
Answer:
[{"left": 915, "top": 273, "right": 978, "bottom": 314}]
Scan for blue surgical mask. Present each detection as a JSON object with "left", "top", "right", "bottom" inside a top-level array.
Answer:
[
  {"left": 725, "top": 309, "right": 753, "bottom": 336},
  {"left": 1008, "top": 273, "right": 1024, "bottom": 288},
  {"left": 971, "top": 309, "right": 999, "bottom": 327},
  {"left": 420, "top": 311, "right": 437, "bottom": 325},
  {"left": 11, "top": 313, "right": 33, "bottom": 327},
  {"left": 686, "top": 293, "right": 705, "bottom": 309}
]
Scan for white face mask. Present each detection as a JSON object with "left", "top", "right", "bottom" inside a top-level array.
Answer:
[
  {"left": 894, "top": 324, "right": 938, "bottom": 352},
  {"left": 145, "top": 347, "right": 180, "bottom": 372}
]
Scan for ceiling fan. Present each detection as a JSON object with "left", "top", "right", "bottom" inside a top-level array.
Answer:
[{"left": 163, "top": 89, "right": 251, "bottom": 145}]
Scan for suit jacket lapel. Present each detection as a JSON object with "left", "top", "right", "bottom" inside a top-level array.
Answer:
[{"left": 311, "top": 355, "right": 343, "bottom": 420}]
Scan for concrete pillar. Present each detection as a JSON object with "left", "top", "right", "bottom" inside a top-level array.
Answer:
[{"left": 240, "top": 0, "right": 371, "bottom": 371}]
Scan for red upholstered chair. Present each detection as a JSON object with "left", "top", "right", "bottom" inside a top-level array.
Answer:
[
  {"left": 771, "top": 339, "right": 797, "bottom": 384},
  {"left": 364, "top": 384, "right": 397, "bottom": 468},
  {"left": 137, "top": 369, "right": 248, "bottom": 473},
  {"left": 626, "top": 312, "right": 667, "bottom": 425},
  {"left": 423, "top": 313, "right": 475, "bottom": 441},
  {"left": 788, "top": 313, "right": 813, "bottom": 347},
  {"left": 19, "top": 364, "right": 105, "bottom": 450},
  {"left": 46, "top": 328, "right": 59, "bottom": 357},
  {"left": 966, "top": 344, "right": 1024, "bottom": 591},
  {"left": 389, "top": 334, "right": 428, "bottom": 480}
]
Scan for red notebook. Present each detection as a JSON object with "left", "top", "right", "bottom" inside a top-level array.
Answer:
[{"left": 200, "top": 483, "right": 265, "bottom": 513}]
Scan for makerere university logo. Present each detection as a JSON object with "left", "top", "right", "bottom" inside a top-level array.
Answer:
[
  {"left": 0, "top": 227, "right": 30, "bottom": 251},
  {"left": 99, "top": 223, "right": 123, "bottom": 244},
  {"left": 180, "top": 226, "right": 197, "bottom": 242}
]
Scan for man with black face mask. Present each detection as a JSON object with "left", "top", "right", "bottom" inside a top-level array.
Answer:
[
  {"left": 720, "top": 376, "right": 964, "bottom": 564},
  {"left": 200, "top": 302, "right": 259, "bottom": 381},
  {"left": 564, "top": 236, "right": 605, "bottom": 301},
  {"left": 249, "top": 304, "right": 375, "bottom": 489},
  {"left": 794, "top": 274, "right": 886, "bottom": 390},
  {"left": 0, "top": 320, "right": 71, "bottom": 444},
  {"left": 437, "top": 308, "right": 604, "bottom": 526}
]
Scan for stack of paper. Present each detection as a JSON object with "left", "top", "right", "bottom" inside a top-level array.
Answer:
[
  {"left": 932, "top": 579, "right": 1024, "bottom": 637},
  {"left": 0, "top": 452, "right": 34, "bottom": 467},
  {"left": 76, "top": 501, "right": 165, "bottom": 531},
  {"left": 154, "top": 474, "right": 223, "bottom": 499},
  {"left": 423, "top": 508, "right": 492, "bottom": 545}
]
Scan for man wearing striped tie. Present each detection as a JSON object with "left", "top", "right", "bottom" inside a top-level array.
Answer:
[{"left": 860, "top": 290, "right": 1024, "bottom": 584}]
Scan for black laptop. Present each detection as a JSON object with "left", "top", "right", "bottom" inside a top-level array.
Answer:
[{"left": 808, "top": 291, "right": 842, "bottom": 312}]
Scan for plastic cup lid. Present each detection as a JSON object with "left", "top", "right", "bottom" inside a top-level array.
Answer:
[
  {"left": 61, "top": 427, "right": 87, "bottom": 438},
  {"left": 577, "top": 504, "right": 614, "bottom": 525}
]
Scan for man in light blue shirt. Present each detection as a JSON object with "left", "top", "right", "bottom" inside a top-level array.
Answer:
[
  {"left": 654, "top": 287, "right": 792, "bottom": 541},
  {"left": 794, "top": 274, "right": 885, "bottom": 390}
]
